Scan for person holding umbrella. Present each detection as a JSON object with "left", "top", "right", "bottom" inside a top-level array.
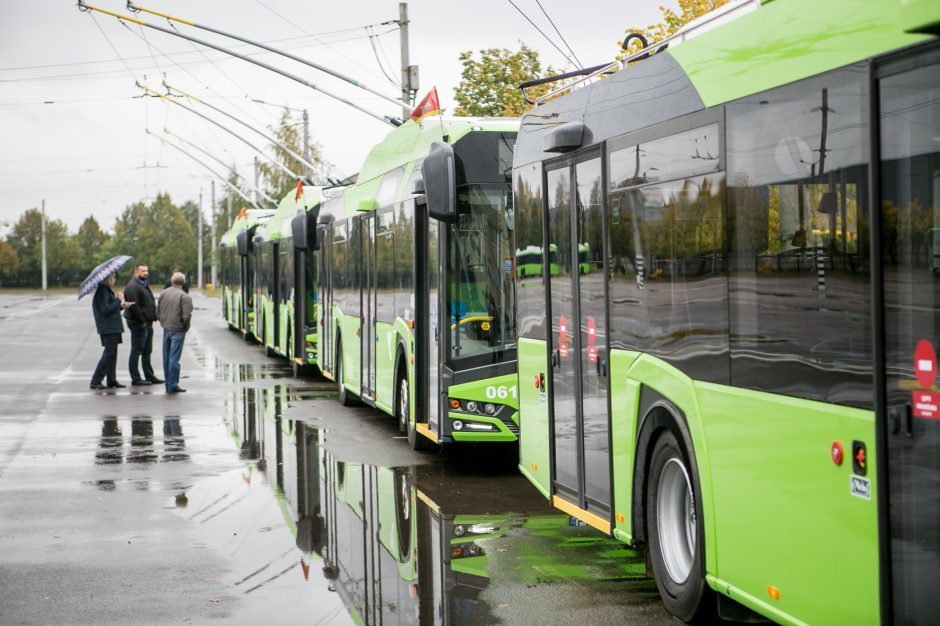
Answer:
[
  {"left": 89, "top": 273, "right": 134, "bottom": 389},
  {"left": 80, "top": 255, "right": 135, "bottom": 390}
]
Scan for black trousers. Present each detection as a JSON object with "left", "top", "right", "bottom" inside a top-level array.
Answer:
[
  {"left": 128, "top": 322, "right": 156, "bottom": 382},
  {"left": 91, "top": 333, "right": 121, "bottom": 386}
]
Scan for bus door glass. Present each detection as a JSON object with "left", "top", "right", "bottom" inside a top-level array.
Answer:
[
  {"left": 574, "top": 157, "right": 610, "bottom": 509},
  {"left": 545, "top": 164, "right": 579, "bottom": 496},
  {"left": 318, "top": 223, "right": 332, "bottom": 374},
  {"left": 361, "top": 213, "right": 376, "bottom": 400},
  {"left": 879, "top": 58, "right": 940, "bottom": 624}
]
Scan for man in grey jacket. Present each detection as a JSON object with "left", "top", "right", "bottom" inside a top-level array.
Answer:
[{"left": 157, "top": 272, "right": 193, "bottom": 393}]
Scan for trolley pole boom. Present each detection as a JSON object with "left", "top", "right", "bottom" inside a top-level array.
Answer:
[
  {"left": 126, "top": 1, "right": 410, "bottom": 111},
  {"left": 156, "top": 128, "right": 277, "bottom": 205},
  {"left": 77, "top": 1, "right": 398, "bottom": 127},
  {"left": 136, "top": 82, "right": 298, "bottom": 180},
  {"left": 164, "top": 81, "right": 321, "bottom": 177},
  {"left": 152, "top": 132, "right": 267, "bottom": 210}
]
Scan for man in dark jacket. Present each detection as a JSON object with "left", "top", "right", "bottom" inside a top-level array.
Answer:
[
  {"left": 90, "top": 273, "right": 132, "bottom": 390},
  {"left": 124, "top": 264, "right": 163, "bottom": 386}
]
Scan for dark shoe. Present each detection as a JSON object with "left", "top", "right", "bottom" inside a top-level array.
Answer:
[
  {"left": 131, "top": 380, "right": 153, "bottom": 386},
  {"left": 90, "top": 383, "right": 107, "bottom": 390},
  {"left": 148, "top": 378, "right": 164, "bottom": 384},
  {"left": 166, "top": 387, "right": 187, "bottom": 393},
  {"left": 107, "top": 382, "right": 127, "bottom": 389}
]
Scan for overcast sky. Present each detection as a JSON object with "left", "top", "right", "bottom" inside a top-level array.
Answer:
[{"left": 0, "top": 0, "right": 669, "bottom": 233}]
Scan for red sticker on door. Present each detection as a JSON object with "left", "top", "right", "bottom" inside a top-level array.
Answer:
[
  {"left": 912, "top": 390, "right": 940, "bottom": 420},
  {"left": 586, "top": 316, "right": 597, "bottom": 362},
  {"left": 914, "top": 339, "right": 937, "bottom": 389}
]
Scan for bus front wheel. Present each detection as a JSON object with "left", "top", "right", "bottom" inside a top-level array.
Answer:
[{"left": 646, "top": 429, "right": 714, "bottom": 623}]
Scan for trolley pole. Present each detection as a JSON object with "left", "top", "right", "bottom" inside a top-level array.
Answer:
[
  {"left": 210, "top": 180, "right": 217, "bottom": 290},
  {"left": 302, "top": 109, "right": 310, "bottom": 180},
  {"left": 197, "top": 188, "right": 204, "bottom": 290},
  {"left": 41, "top": 198, "right": 47, "bottom": 292},
  {"left": 254, "top": 157, "right": 260, "bottom": 205},
  {"left": 399, "top": 3, "right": 412, "bottom": 119}
]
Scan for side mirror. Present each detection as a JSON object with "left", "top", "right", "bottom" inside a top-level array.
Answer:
[
  {"left": 291, "top": 211, "right": 309, "bottom": 251},
  {"left": 422, "top": 141, "right": 456, "bottom": 223},
  {"left": 236, "top": 230, "right": 250, "bottom": 257}
]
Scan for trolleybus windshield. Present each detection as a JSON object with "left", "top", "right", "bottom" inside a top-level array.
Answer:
[{"left": 448, "top": 184, "right": 516, "bottom": 362}]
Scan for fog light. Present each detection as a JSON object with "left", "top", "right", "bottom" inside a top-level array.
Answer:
[
  {"left": 453, "top": 420, "right": 464, "bottom": 431},
  {"left": 484, "top": 403, "right": 495, "bottom": 414},
  {"left": 454, "top": 525, "right": 466, "bottom": 537},
  {"left": 463, "top": 422, "right": 494, "bottom": 431},
  {"left": 466, "top": 401, "right": 478, "bottom": 413}
]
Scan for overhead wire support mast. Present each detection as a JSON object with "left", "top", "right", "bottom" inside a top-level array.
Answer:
[
  {"left": 126, "top": 1, "right": 410, "bottom": 111},
  {"left": 154, "top": 128, "right": 277, "bottom": 206},
  {"left": 163, "top": 80, "right": 320, "bottom": 177},
  {"left": 136, "top": 82, "right": 298, "bottom": 180},
  {"left": 77, "top": 1, "right": 399, "bottom": 127},
  {"left": 152, "top": 131, "right": 267, "bottom": 210}
]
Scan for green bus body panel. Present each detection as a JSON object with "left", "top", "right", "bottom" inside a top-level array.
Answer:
[
  {"left": 373, "top": 321, "right": 396, "bottom": 412},
  {"left": 335, "top": 310, "right": 362, "bottom": 395},
  {"left": 670, "top": 0, "right": 932, "bottom": 108},
  {"left": 449, "top": 555, "right": 488, "bottom": 579},
  {"left": 902, "top": 0, "right": 940, "bottom": 33},
  {"left": 445, "top": 373, "right": 519, "bottom": 442},
  {"left": 277, "top": 302, "right": 292, "bottom": 358},
  {"left": 517, "top": 338, "right": 551, "bottom": 498},
  {"left": 601, "top": 349, "right": 879, "bottom": 626},
  {"left": 695, "top": 383, "right": 877, "bottom": 626}
]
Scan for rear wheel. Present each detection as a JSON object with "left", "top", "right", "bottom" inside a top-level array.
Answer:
[
  {"left": 395, "top": 361, "right": 408, "bottom": 433},
  {"left": 405, "top": 377, "right": 436, "bottom": 452},
  {"left": 646, "top": 429, "right": 714, "bottom": 623}
]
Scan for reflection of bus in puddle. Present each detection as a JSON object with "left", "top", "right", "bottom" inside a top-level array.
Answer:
[{"left": 229, "top": 386, "right": 650, "bottom": 623}]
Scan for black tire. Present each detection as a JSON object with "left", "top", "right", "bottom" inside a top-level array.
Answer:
[
  {"left": 406, "top": 385, "right": 436, "bottom": 452},
  {"left": 394, "top": 469, "right": 412, "bottom": 560},
  {"left": 336, "top": 342, "right": 356, "bottom": 406},
  {"left": 395, "top": 359, "right": 408, "bottom": 434},
  {"left": 646, "top": 429, "right": 714, "bottom": 623}
]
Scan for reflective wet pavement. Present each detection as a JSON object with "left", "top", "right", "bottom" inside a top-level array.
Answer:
[{"left": 0, "top": 293, "right": 673, "bottom": 624}]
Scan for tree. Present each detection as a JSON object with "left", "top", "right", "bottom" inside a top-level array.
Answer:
[
  {"left": 619, "top": 0, "right": 731, "bottom": 57},
  {"left": 0, "top": 240, "right": 18, "bottom": 283},
  {"left": 103, "top": 194, "right": 197, "bottom": 284},
  {"left": 453, "top": 44, "right": 557, "bottom": 117},
  {"left": 75, "top": 216, "right": 110, "bottom": 265},
  {"left": 8, "top": 208, "right": 82, "bottom": 286},
  {"left": 259, "top": 108, "right": 330, "bottom": 202}
]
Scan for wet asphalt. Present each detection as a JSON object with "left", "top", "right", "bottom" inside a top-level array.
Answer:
[{"left": 0, "top": 291, "right": 675, "bottom": 625}]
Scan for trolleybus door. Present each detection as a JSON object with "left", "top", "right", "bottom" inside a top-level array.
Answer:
[
  {"left": 416, "top": 200, "right": 443, "bottom": 435},
  {"left": 545, "top": 152, "right": 611, "bottom": 516},
  {"left": 361, "top": 214, "right": 377, "bottom": 401},
  {"left": 318, "top": 223, "right": 333, "bottom": 375},
  {"left": 878, "top": 57, "right": 940, "bottom": 625}
]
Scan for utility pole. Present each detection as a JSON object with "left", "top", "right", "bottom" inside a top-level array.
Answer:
[
  {"left": 302, "top": 109, "right": 310, "bottom": 180},
  {"left": 399, "top": 3, "right": 417, "bottom": 120},
  {"left": 227, "top": 194, "right": 233, "bottom": 227},
  {"left": 41, "top": 199, "right": 47, "bottom": 292},
  {"left": 210, "top": 180, "right": 217, "bottom": 289},
  {"left": 198, "top": 188, "right": 204, "bottom": 290}
]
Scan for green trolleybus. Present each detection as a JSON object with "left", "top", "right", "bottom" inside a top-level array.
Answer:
[
  {"left": 219, "top": 207, "right": 274, "bottom": 339},
  {"left": 512, "top": 0, "right": 940, "bottom": 623},
  {"left": 313, "top": 117, "right": 520, "bottom": 449}
]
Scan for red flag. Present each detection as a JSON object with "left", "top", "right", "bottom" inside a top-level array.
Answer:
[
  {"left": 410, "top": 87, "right": 441, "bottom": 123},
  {"left": 294, "top": 178, "right": 304, "bottom": 202}
]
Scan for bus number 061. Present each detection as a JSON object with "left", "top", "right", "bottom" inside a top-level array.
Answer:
[{"left": 485, "top": 385, "right": 517, "bottom": 400}]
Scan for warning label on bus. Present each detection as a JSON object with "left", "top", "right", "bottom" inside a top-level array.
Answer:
[
  {"left": 912, "top": 390, "right": 940, "bottom": 420},
  {"left": 850, "top": 476, "right": 871, "bottom": 500}
]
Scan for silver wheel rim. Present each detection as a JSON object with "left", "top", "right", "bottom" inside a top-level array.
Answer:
[
  {"left": 657, "top": 457, "right": 695, "bottom": 584},
  {"left": 399, "top": 377, "right": 409, "bottom": 427}
]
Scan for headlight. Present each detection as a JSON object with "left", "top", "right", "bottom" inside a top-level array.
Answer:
[
  {"left": 484, "top": 403, "right": 495, "bottom": 414},
  {"left": 465, "top": 401, "right": 478, "bottom": 413},
  {"left": 453, "top": 420, "right": 464, "bottom": 431}
]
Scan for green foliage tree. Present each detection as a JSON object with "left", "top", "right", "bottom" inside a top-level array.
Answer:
[
  {"left": 8, "top": 208, "right": 82, "bottom": 286},
  {"left": 619, "top": 0, "right": 730, "bottom": 57},
  {"left": 259, "top": 108, "right": 330, "bottom": 202},
  {"left": 75, "top": 216, "right": 110, "bottom": 265},
  {"left": 453, "top": 44, "right": 556, "bottom": 117},
  {"left": 103, "top": 193, "right": 197, "bottom": 285},
  {"left": 0, "top": 240, "right": 18, "bottom": 283}
]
